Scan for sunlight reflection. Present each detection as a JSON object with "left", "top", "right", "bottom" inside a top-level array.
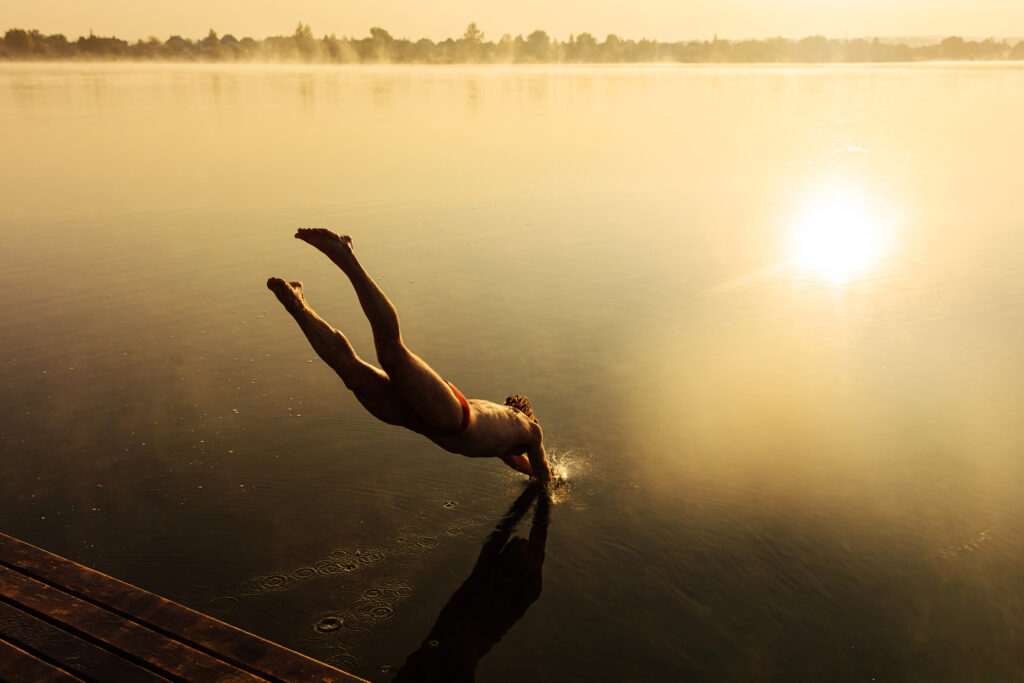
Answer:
[{"left": 786, "top": 185, "right": 895, "bottom": 285}]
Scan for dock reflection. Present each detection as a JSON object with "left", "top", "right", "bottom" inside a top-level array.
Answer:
[{"left": 395, "top": 482, "right": 551, "bottom": 682}]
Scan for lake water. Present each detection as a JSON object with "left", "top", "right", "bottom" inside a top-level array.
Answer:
[{"left": 2, "top": 62, "right": 1024, "bottom": 681}]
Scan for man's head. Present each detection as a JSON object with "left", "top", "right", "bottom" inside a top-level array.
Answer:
[{"left": 505, "top": 394, "right": 537, "bottom": 423}]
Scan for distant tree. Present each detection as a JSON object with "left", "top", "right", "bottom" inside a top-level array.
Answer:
[
  {"left": 866, "top": 37, "right": 883, "bottom": 62},
  {"left": 729, "top": 39, "right": 766, "bottom": 63},
  {"left": 220, "top": 34, "right": 240, "bottom": 53},
  {"left": 977, "top": 38, "right": 1007, "bottom": 59},
  {"left": 368, "top": 26, "right": 393, "bottom": 61},
  {"left": 412, "top": 37, "right": 435, "bottom": 62},
  {"left": 439, "top": 37, "right": 462, "bottom": 62},
  {"left": 839, "top": 38, "right": 867, "bottom": 63},
  {"left": 458, "top": 22, "right": 484, "bottom": 62},
  {"left": 132, "top": 36, "right": 162, "bottom": 59},
  {"left": 44, "top": 33, "right": 71, "bottom": 57},
  {"left": 164, "top": 35, "right": 190, "bottom": 57},
  {"left": 893, "top": 42, "right": 913, "bottom": 61},
  {"left": 794, "top": 35, "right": 830, "bottom": 62},
  {"left": 491, "top": 33, "right": 513, "bottom": 62},
  {"left": 2, "top": 28, "right": 71, "bottom": 58},
  {"left": 391, "top": 36, "right": 416, "bottom": 62},
  {"left": 601, "top": 34, "right": 623, "bottom": 62},
  {"left": 939, "top": 36, "right": 966, "bottom": 59},
  {"left": 199, "top": 29, "right": 223, "bottom": 59},
  {"left": 4, "top": 28, "right": 34, "bottom": 53},
  {"left": 321, "top": 33, "right": 353, "bottom": 63},
  {"left": 264, "top": 34, "right": 296, "bottom": 60},
  {"left": 76, "top": 31, "right": 129, "bottom": 58},
  {"left": 367, "top": 27, "right": 387, "bottom": 42},
  {"left": 573, "top": 32, "right": 598, "bottom": 62},
  {"left": 524, "top": 29, "right": 551, "bottom": 62},
  {"left": 294, "top": 22, "right": 317, "bottom": 60},
  {"left": 236, "top": 36, "right": 258, "bottom": 59},
  {"left": 463, "top": 22, "right": 484, "bottom": 45},
  {"left": 634, "top": 38, "right": 659, "bottom": 62}
]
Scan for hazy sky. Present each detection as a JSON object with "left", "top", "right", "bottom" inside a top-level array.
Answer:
[{"left": 1, "top": 0, "right": 1020, "bottom": 42}]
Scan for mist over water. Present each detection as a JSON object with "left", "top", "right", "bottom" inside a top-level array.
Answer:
[{"left": 2, "top": 62, "right": 1024, "bottom": 681}]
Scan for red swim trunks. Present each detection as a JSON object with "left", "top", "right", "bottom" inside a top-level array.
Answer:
[
  {"left": 410, "top": 380, "right": 472, "bottom": 437},
  {"left": 443, "top": 379, "right": 472, "bottom": 434}
]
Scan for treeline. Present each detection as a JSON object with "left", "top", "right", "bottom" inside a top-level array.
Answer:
[{"left": 4, "top": 23, "right": 1024, "bottom": 63}]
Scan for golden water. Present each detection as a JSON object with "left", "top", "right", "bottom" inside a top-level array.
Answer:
[{"left": 2, "top": 63, "right": 1023, "bottom": 681}]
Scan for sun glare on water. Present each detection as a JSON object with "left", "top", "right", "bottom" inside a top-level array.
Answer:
[{"left": 786, "top": 187, "right": 894, "bottom": 285}]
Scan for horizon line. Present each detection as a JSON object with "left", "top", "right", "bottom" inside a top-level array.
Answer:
[{"left": 4, "top": 25, "right": 1024, "bottom": 45}]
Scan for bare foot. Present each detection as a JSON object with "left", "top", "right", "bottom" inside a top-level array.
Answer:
[
  {"left": 267, "top": 277, "right": 306, "bottom": 314},
  {"left": 295, "top": 228, "right": 353, "bottom": 263}
]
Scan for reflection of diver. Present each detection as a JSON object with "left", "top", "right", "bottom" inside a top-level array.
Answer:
[{"left": 395, "top": 483, "right": 551, "bottom": 682}]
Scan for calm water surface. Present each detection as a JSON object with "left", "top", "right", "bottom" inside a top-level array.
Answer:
[{"left": 2, "top": 63, "right": 1024, "bottom": 681}]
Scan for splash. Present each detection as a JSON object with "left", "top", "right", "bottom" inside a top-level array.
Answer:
[{"left": 544, "top": 446, "right": 593, "bottom": 506}]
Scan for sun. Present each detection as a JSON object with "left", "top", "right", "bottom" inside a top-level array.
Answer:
[{"left": 786, "top": 188, "right": 892, "bottom": 285}]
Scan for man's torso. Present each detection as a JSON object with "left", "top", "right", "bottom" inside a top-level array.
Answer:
[{"left": 429, "top": 400, "right": 536, "bottom": 458}]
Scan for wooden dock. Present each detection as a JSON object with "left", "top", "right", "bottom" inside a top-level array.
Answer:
[{"left": 0, "top": 532, "right": 367, "bottom": 682}]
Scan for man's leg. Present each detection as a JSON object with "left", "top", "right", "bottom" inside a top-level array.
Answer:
[
  {"left": 293, "top": 229, "right": 465, "bottom": 432},
  {"left": 267, "top": 277, "right": 414, "bottom": 427}
]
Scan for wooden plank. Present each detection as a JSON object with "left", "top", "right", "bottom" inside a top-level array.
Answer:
[
  {"left": 0, "top": 564, "right": 265, "bottom": 681},
  {"left": 0, "top": 600, "right": 169, "bottom": 682},
  {"left": 0, "top": 637, "right": 83, "bottom": 682},
  {"left": 0, "top": 533, "right": 364, "bottom": 682}
]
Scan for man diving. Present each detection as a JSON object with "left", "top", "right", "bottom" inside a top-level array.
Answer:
[{"left": 267, "top": 229, "right": 553, "bottom": 482}]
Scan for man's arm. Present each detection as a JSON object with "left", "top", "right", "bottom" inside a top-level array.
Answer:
[
  {"left": 500, "top": 453, "right": 533, "bottom": 476},
  {"left": 526, "top": 424, "right": 553, "bottom": 482}
]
